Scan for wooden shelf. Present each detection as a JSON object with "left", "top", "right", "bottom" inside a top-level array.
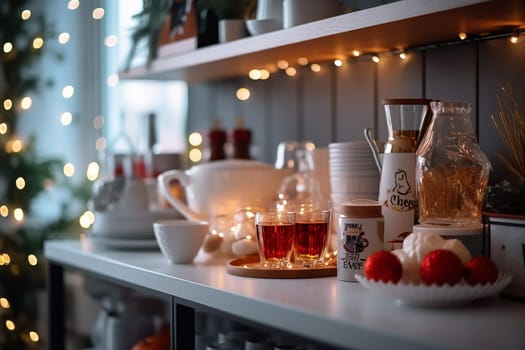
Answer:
[{"left": 119, "top": 0, "right": 525, "bottom": 84}]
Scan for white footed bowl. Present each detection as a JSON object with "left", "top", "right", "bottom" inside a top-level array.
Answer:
[{"left": 154, "top": 220, "right": 209, "bottom": 264}]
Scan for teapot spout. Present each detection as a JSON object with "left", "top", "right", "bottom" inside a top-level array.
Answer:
[{"left": 364, "top": 128, "right": 382, "bottom": 173}]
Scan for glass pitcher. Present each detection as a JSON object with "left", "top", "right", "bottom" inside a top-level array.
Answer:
[{"left": 416, "top": 101, "right": 491, "bottom": 226}]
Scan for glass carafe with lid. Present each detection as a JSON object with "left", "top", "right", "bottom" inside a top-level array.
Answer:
[
  {"left": 378, "top": 98, "right": 431, "bottom": 250},
  {"left": 416, "top": 101, "right": 491, "bottom": 226}
]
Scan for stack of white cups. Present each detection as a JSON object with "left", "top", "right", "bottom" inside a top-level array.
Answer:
[{"left": 328, "top": 141, "right": 380, "bottom": 246}]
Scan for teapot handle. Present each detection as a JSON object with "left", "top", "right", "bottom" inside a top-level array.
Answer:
[{"left": 158, "top": 170, "right": 208, "bottom": 223}]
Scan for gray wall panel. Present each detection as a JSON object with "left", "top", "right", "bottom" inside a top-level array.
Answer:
[
  {"left": 376, "top": 52, "right": 424, "bottom": 143},
  {"left": 302, "top": 64, "right": 333, "bottom": 147},
  {"left": 335, "top": 60, "right": 375, "bottom": 143}
]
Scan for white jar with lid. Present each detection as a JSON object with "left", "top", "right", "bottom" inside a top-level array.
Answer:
[{"left": 337, "top": 200, "right": 384, "bottom": 282}]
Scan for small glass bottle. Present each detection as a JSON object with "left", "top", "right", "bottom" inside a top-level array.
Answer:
[
  {"left": 232, "top": 116, "right": 251, "bottom": 159},
  {"left": 416, "top": 101, "right": 491, "bottom": 226},
  {"left": 208, "top": 119, "right": 227, "bottom": 161}
]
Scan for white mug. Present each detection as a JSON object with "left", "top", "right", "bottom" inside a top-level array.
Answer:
[
  {"left": 283, "top": 0, "right": 341, "bottom": 28},
  {"left": 256, "top": 0, "right": 283, "bottom": 20}
]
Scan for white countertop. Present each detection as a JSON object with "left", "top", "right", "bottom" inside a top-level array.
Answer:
[{"left": 44, "top": 239, "right": 525, "bottom": 350}]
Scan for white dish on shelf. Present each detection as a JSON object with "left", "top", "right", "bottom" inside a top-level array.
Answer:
[
  {"left": 91, "top": 209, "right": 181, "bottom": 239},
  {"left": 246, "top": 19, "right": 282, "bottom": 36},
  {"left": 84, "top": 232, "right": 159, "bottom": 250},
  {"left": 355, "top": 273, "right": 512, "bottom": 307}
]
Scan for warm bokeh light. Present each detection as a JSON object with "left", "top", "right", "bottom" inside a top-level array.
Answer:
[
  {"left": 277, "top": 59, "right": 289, "bottom": 69},
  {"left": 62, "top": 85, "right": 74, "bottom": 98},
  {"left": 15, "top": 177, "right": 25, "bottom": 190},
  {"left": 259, "top": 69, "right": 270, "bottom": 80},
  {"left": 1, "top": 253, "right": 11, "bottom": 265},
  {"left": 0, "top": 298, "right": 9, "bottom": 309},
  {"left": 61, "top": 112, "right": 73, "bottom": 125},
  {"left": 189, "top": 148, "right": 202, "bottom": 163},
  {"left": 86, "top": 162, "right": 100, "bottom": 181},
  {"left": 79, "top": 210, "right": 95, "bottom": 229},
  {"left": 236, "top": 87, "right": 250, "bottom": 101},
  {"left": 63, "top": 163, "right": 75, "bottom": 177},
  {"left": 27, "top": 254, "right": 38, "bottom": 266},
  {"left": 3, "top": 42, "right": 13, "bottom": 53},
  {"left": 248, "top": 69, "right": 261, "bottom": 80},
  {"left": 20, "top": 97, "right": 32, "bottom": 110},
  {"left": 0, "top": 123, "right": 7, "bottom": 135},
  {"left": 372, "top": 55, "right": 380, "bottom": 63},
  {"left": 334, "top": 59, "right": 343, "bottom": 67},
  {"left": 67, "top": 0, "right": 80, "bottom": 10},
  {"left": 21, "top": 9, "right": 31, "bottom": 20},
  {"left": 11, "top": 138, "right": 23, "bottom": 153},
  {"left": 458, "top": 32, "right": 467, "bottom": 40},
  {"left": 104, "top": 35, "right": 118, "bottom": 47},
  {"left": 188, "top": 132, "right": 203, "bottom": 146},
  {"left": 29, "top": 331, "right": 39, "bottom": 342},
  {"left": 95, "top": 137, "right": 107, "bottom": 151},
  {"left": 352, "top": 50, "right": 361, "bottom": 57},
  {"left": 93, "top": 115, "right": 104, "bottom": 129},
  {"left": 510, "top": 34, "right": 519, "bottom": 44},
  {"left": 58, "top": 32, "right": 70, "bottom": 44},
  {"left": 32, "top": 37, "right": 44, "bottom": 49},
  {"left": 0, "top": 205, "right": 8, "bottom": 217},
  {"left": 92, "top": 8, "right": 105, "bottom": 20},
  {"left": 310, "top": 64, "right": 321, "bottom": 73},
  {"left": 3, "top": 99, "right": 13, "bottom": 110},
  {"left": 5, "top": 320, "right": 15, "bottom": 331},
  {"left": 285, "top": 67, "right": 297, "bottom": 76},
  {"left": 297, "top": 57, "right": 308, "bottom": 66},
  {"left": 13, "top": 208, "right": 24, "bottom": 222}
]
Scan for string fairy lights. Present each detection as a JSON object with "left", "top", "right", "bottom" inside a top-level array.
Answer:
[{"left": 246, "top": 27, "right": 524, "bottom": 81}]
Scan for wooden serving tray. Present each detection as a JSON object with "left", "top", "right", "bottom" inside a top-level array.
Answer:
[{"left": 226, "top": 255, "right": 336, "bottom": 279}]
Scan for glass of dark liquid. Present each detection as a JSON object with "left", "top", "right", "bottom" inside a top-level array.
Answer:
[{"left": 255, "top": 211, "right": 296, "bottom": 268}]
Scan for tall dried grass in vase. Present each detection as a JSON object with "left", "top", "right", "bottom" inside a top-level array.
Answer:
[{"left": 485, "top": 84, "right": 525, "bottom": 215}]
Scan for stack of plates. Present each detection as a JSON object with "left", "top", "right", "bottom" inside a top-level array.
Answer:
[
  {"left": 328, "top": 141, "right": 380, "bottom": 205},
  {"left": 86, "top": 209, "right": 181, "bottom": 250}
]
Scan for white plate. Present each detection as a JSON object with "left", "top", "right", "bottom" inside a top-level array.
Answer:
[
  {"left": 85, "top": 232, "right": 159, "bottom": 250},
  {"left": 355, "top": 273, "right": 512, "bottom": 307},
  {"left": 91, "top": 209, "right": 180, "bottom": 239}
]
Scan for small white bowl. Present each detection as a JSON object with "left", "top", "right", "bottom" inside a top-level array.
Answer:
[
  {"left": 153, "top": 220, "right": 209, "bottom": 264},
  {"left": 246, "top": 19, "right": 282, "bottom": 36}
]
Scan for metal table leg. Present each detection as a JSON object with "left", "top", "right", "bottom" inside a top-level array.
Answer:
[{"left": 48, "top": 262, "right": 65, "bottom": 350}]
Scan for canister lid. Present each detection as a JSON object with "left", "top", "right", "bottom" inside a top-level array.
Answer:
[{"left": 340, "top": 199, "right": 382, "bottom": 218}]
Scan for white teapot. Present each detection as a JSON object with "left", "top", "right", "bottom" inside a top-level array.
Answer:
[{"left": 158, "top": 160, "right": 291, "bottom": 222}]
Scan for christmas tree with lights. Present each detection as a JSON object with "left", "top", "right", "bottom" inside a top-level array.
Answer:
[{"left": 0, "top": 1, "right": 88, "bottom": 348}]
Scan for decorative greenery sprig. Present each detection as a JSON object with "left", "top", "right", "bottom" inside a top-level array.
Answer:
[
  {"left": 485, "top": 84, "right": 525, "bottom": 215},
  {"left": 491, "top": 84, "right": 525, "bottom": 183}
]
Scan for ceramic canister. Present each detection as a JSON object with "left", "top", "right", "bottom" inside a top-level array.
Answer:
[{"left": 337, "top": 200, "right": 384, "bottom": 282}]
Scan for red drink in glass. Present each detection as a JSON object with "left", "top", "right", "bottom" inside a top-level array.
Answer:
[
  {"left": 294, "top": 221, "right": 329, "bottom": 261},
  {"left": 293, "top": 210, "right": 330, "bottom": 266},
  {"left": 255, "top": 212, "right": 296, "bottom": 268}
]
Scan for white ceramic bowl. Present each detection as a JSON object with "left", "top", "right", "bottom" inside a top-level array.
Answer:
[
  {"left": 154, "top": 220, "right": 209, "bottom": 264},
  {"left": 246, "top": 19, "right": 282, "bottom": 36},
  {"left": 330, "top": 176, "right": 379, "bottom": 194},
  {"left": 91, "top": 209, "right": 180, "bottom": 239}
]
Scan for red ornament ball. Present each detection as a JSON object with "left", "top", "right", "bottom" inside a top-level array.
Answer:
[
  {"left": 420, "top": 249, "right": 464, "bottom": 286},
  {"left": 364, "top": 250, "right": 403, "bottom": 283},
  {"left": 464, "top": 256, "right": 499, "bottom": 285}
]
